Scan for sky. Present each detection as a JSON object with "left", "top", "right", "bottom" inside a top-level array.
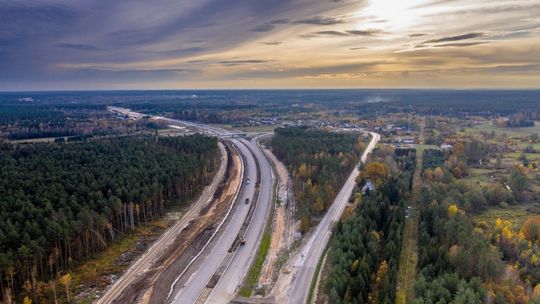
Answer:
[{"left": 1, "top": 0, "right": 540, "bottom": 90}]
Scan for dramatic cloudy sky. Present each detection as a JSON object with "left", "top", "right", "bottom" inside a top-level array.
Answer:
[{"left": 1, "top": 0, "right": 540, "bottom": 90}]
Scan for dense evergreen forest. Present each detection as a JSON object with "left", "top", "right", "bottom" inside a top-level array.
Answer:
[
  {"left": 0, "top": 103, "right": 153, "bottom": 140},
  {"left": 0, "top": 135, "right": 219, "bottom": 301},
  {"left": 325, "top": 148, "right": 415, "bottom": 304},
  {"left": 414, "top": 197, "right": 499, "bottom": 303},
  {"left": 270, "top": 127, "right": 364, "bottom": 232}
]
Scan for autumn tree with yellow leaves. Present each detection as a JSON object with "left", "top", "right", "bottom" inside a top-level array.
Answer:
[
  {"left": 59, "top": 274, "right": 71, "bottom": 303},
  {"left": 358, "top": 162, "right": 390, "bottom": 187}
]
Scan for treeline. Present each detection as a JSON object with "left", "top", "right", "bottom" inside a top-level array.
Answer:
[
  {"left": 494, "top": 113, "right": 537, "bottom": 128},
  {"left": 0, "top": 103, "right": 153, "bottom": 140},
  {"left": 0, "top": 134, "right": 219, "bottom": 302},
  {"left": 325, "top": 149, "right": 415, "bottom": 304},
  {"left": 0, "top": 104, "right": 75, "bottom": 139},
  {"left": 270, "top": 127, "right": 364, "bottom": 232}
]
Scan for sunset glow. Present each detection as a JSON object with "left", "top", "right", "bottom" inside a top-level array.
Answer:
[{"left": 1, "top": 0, "right": 539, "bottom": 90}]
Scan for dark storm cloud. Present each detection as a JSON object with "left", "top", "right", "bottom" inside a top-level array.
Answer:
[
  {"left": 262, "top": 41, "right": 283, "bottom": 45},
  {"left": 187, "top": 59, "right": 208, "bottom": 64},
  {"left": 311, "top": 30, "right": 351, "bottom": 37},
  {"left": 219, "top": 59, "right": 274, "bottom": 66},
  {"left": 301, "top": 29, "right": 382, "bottom": 38},
  {"left": 57, "top": 43, "right": 101, "bottom": 51},
  {"left": 424, "top": 32, "right": 485, "bottom": 44},
  {"left": 251, "top": 24, "right": 275, "bottom": 32},
  {"left": 82, "top": 67, "right": 195, "bottom": 74},
  {"left": 251, "top": 17, "right": 293, "bottom": 33},
  {"left": 270, "top": 19, "right": 290, "bottom": 24},
  {"left": 141, "top": 47, "right": 207, "bottom": 56},
  {"left": 434, "top": 42, "right": 487, "bottom": 48},
  {"left": 412, "top": 0, "right": 456, "bottom": 9},
  {"left": 347, "top": 29, "right": 383, "bottom": 36},
  {"left": 293, "top": 16, "right": 344, "bottom": 25}
]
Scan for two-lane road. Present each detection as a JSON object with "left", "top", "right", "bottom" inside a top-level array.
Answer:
[{"left": 274, "top": 132, "right": 380, "bottom": 304}]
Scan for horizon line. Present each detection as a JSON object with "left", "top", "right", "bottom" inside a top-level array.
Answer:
[{"left": 2, "top": 87, "right": 540, "bottom": 93}]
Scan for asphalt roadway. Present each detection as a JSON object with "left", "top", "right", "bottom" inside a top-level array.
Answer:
[
  {"left": 204, "top": 137, "right": 275, "bottom": 303},
  {"left": 147, "top": 114, "right": 275, "bottom": 304},
  {"left": 96, "top": 142, "right": 228, "bottom": 304},
  {"left": 275, "top": 132, "right": 380, "bottom": 304},
  {"left": 104, "top": 107, "right": 275, "bottom": 304},
  {"left": 105, "top": 107, "right": 379, "bottom": 304},
  {"left": 168, "top": 138, "right": 260, "bottom": 303}
]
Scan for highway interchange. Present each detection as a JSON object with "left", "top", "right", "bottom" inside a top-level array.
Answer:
[{"left": 103, "top": 107, "right": 379, "bottom": 304}]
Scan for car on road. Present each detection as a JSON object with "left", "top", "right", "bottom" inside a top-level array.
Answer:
[
  {"left": 245, "top": 198, "right": 250, "bottom": 204},
  {"left": 405, "top": 206, "right": 412, "bottom": 218}
]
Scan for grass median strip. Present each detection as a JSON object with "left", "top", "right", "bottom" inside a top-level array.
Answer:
[
  {"left": 238, "top": 231, "right": 272, "bottom": 297},
  {"left": 238, "top": 142, "right": 277, "bottom": 298}
]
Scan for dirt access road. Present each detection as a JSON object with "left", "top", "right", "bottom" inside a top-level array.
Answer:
[
  {"left": 96, "top": 141, "right": 242, "bottom": 304},
  {"left": 258, "top": 146, "right": 295, "bottom": 286}
]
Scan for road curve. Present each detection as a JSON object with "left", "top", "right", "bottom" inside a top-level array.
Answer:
[
  {"left": 96, "top": 142, "right": 228, "bottom": 304},
  {"left": 168, "top": 138, "right": 258, "bottom": 304},
  {"left": 107, "top": 107, "right": 276, "bottom": 304},
  {"left": 205, "top": 136, "right": 275, "bottom": 303},
  {"left": 274, "top": 132, "right": 380, "bottom": 304}
]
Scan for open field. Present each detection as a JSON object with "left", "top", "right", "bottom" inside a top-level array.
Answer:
[
  {"left": 463, "top": 168, "right": 495, "bottom": 186},
  {"left": 461, "top": 121, "right": 540, "bottom": 139},
  {"left": 473, "top": 204, "right": 534, "bottom": 229},
  {"left": 507, "top": 152, "right": 540, "bottom": 159}
]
